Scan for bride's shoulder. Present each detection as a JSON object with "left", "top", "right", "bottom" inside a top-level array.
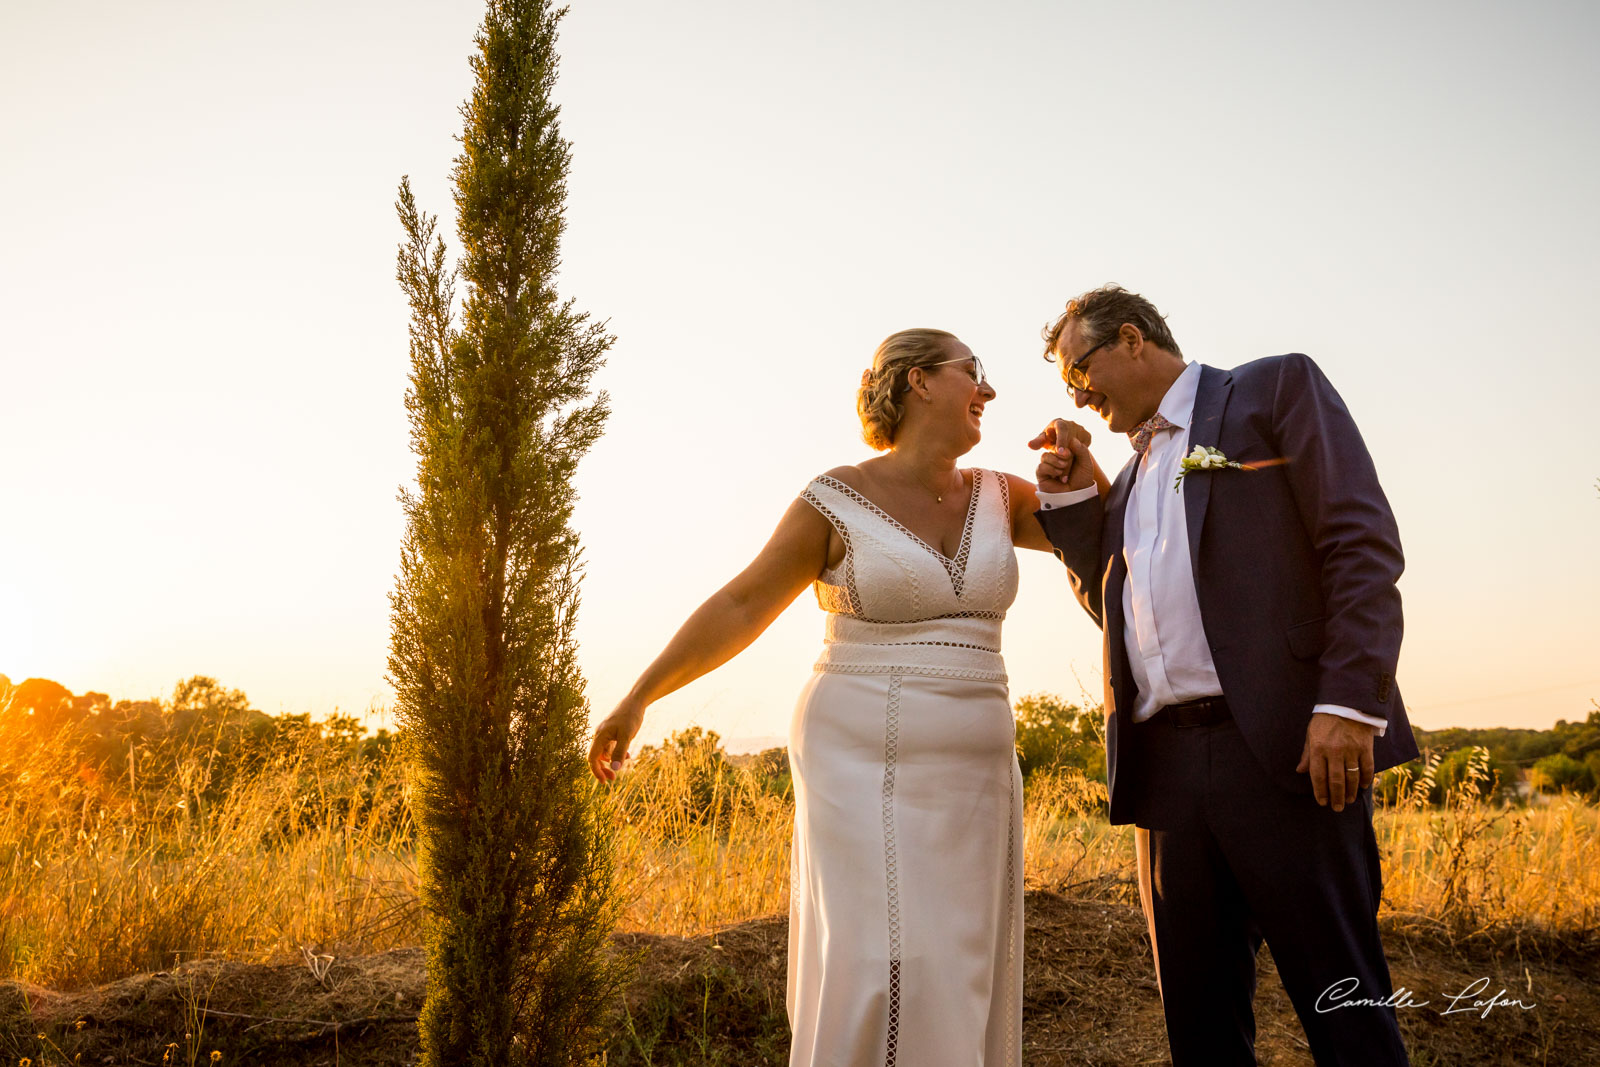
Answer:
[
  {"left": 813, "top": 463, "right": 870, "bottom": 492},
  {"left": 993, "top": 470, "right": 1034, "bottom": 491}
]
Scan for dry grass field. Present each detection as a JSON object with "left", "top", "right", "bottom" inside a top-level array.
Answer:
[
  {"left": 605, "top": 740, "right": 1600, "bottom": 943},
  {"left": 2, "top": 724, "right": 1597, "bottom": 1063}
]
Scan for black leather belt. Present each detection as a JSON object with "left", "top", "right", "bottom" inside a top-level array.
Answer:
[{"left": 1152, "top": 695, "right": 1231, "bottom": 728}]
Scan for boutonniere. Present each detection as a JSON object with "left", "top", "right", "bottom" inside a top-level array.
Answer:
[{"left": 1174, "top": 445, "right": 1249, "bottom": 492}]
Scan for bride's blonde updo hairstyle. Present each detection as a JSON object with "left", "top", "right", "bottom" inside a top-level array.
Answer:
[{"left": 857, "top": 328, "right": 959, "bottom": 451}]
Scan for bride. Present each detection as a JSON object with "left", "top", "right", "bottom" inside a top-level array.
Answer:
[{"left": 588, "top": 328, "right": 1106, "bottom": 1066}]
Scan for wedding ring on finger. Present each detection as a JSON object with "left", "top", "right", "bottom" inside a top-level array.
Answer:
[{"left": 1344, "top": 764, "right": 1360, "bottom": 773}]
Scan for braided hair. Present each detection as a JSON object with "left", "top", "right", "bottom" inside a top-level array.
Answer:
[{"left": 856, "top": 328, "right": 959, "bottom": 450}]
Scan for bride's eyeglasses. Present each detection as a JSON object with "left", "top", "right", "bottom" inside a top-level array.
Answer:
[{"left": 920, "top": 355, "right": 988, "bottom": 387}]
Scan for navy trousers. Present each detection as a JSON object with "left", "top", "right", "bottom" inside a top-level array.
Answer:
[{"left": 1130, "top": 714, "right": 1409, "bottom": 1067}]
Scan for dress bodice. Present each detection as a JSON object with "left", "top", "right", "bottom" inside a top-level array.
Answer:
[{"left": 800, "top": 470, "right": 1019, "bottom": 681}]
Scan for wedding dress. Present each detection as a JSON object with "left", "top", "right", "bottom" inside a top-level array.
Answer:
[{"left": 787, "top": 469, "right": 1022, "bottom": 1067}]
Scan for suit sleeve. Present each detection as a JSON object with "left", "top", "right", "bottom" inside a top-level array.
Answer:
[
  {"left": 1035, "top": 498, "right": 1107, "bottom": 630},
  {"left": 1271, "top": 354, "right": 1404, "bottom": 719}
]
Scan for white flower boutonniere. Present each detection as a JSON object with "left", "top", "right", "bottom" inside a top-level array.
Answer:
[{"left": 1174, "top": 445, "right": 1248, "bottom": 492}]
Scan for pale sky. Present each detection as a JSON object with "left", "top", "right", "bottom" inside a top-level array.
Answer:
[{"left": 3, "top": 0, "right": 1597, "bottom": 749}]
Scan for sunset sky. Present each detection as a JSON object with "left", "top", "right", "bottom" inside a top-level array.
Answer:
[{"left": 3, "top": 0, "right": 1597, "bottom": 749}]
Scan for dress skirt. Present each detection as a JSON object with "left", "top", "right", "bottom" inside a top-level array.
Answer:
[{"left": 786, "top": 668, "right": 1023, "bottom": 1067}]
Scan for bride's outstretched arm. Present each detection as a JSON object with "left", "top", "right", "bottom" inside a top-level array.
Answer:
[{"left": 587, "top": 497, "right": 833, "bottom": 782}]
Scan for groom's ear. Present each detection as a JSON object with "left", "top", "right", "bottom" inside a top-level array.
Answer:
[{"left": 1120, "top": 322, "right": 1146, "bottom": 358}]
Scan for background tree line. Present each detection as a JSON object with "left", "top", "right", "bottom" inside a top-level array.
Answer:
[
  {"left": 5, "top": 676, "right": 1596, "bottom": 825},
  {"left": 0, "top": 673, "right": 398, "bottom": 830},
  {"left": 1010, "top": 692, "right": 1600, "bottom": 805},
  {"left": 594, "top": 692, "right": 1600, "bottom": 819}
]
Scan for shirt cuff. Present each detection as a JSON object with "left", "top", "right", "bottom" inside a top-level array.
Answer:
[
  {"left": 1313, "top": 703, "right": 1388, "bottom": 737},
  {"left": 1035, "top": 485, "right": 1099, "bottom": 511}
]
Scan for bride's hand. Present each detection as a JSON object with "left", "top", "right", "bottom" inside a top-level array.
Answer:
[
  {"left": 588, "top": 699, "right": 647, "bottom": 784},
  {"left": 1029, "top": 419, "right": 1097, "bottom": 494}
]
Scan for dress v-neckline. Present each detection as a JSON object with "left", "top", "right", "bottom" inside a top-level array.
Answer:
[{"left": 816, "top": 470, "right": 983, "bottom": 584}]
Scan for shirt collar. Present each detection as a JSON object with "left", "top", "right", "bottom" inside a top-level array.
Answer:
[{"left": 1154, "top": 361, "right": 1202, "bottom": 431}]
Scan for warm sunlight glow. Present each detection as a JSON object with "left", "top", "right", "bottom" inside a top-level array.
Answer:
[
  {"left": 1, "top": 0, "right": 1595, "bottom": 745},
  {"left": 0, "top": 594, "right": 34, "bottom": 679}
]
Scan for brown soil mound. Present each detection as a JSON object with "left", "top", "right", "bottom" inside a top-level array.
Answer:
[{"left": 4, "top": 891, "right": 1595, "bottom": 1065}]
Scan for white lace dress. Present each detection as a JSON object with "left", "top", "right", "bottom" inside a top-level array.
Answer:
[{"left": 787, "top": 469, "right": 1022, "bottom": 1067}]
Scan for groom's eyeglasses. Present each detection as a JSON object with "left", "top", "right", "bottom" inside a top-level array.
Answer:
[
  {"left": 920, "top": 355, "right": 988, "bottom": 387},
  {"left": 1056, "top": 338, "right": 1115, "bottom": 393}
]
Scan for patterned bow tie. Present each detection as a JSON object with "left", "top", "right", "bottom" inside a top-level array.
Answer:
[{"left": 1128, "top": 413, "right": 1175, "bottom": 454}]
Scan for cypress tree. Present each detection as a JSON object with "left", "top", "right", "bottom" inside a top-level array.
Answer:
[{"left": 389, "top": 1, "right": 623, "bottom": 1062}]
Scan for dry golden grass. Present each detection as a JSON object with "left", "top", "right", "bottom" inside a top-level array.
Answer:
[
  {"left": 1376, "top": 748, "right": 1600, "bottom": 937},
  {"left": 1018, "top": 769, "right": 1133, "bottom": 895},
  {"left": 2, "top": 730, "right": 1595, "bottom": 992},
  {"left": 0, "top": 731, "right": 421, "bottom": 989},
  {"left": 601, "top": 743, "right": 1600, "bottom": 941},
  {"left": 600, "top": 741, "right": 795, "bottom": 934}
]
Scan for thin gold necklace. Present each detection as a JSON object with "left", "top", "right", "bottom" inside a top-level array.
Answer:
[{"left": 904, "top": 467, "right": 962, "bottom": 503}]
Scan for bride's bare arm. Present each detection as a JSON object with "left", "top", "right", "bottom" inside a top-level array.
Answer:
[
  {"left": 1006, "top": 475, "right": 1056, "bottom": 553},
  {"left": 587, "top": 497, "right": 833, "bottom": 781}
]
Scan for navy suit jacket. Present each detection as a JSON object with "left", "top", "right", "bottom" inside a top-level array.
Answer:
[{"left": 1037, "top": 355, "right": 1419, "bottom": 825}]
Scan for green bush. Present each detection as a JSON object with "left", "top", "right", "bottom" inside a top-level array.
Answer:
[
  {"left": 1013, "top": 692, "right": 1105, "bottom": 783},
  {"left": 1530, "top": 752, "right": 1596, "bottom": 794},
  {"left": 1377, "top": 746, "right": 1517, "bottom": 807},
  {"left": 1432, "top": 745, "right": 1514, "bottom": 802}
]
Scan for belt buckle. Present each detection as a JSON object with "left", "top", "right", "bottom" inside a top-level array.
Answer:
[{"left": 1169, "top": 697, "right": 1222, "bottom": 729}]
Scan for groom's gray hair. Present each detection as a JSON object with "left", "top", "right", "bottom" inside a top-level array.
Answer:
[{"left": 1042, "top": 285, "right": 1183, "bottom": 360}]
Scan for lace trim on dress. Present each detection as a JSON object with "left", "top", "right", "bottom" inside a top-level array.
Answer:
[
  {"left": 850, "top": 640, "right": 1001, "bottom": 653},
  {"left": 829, "top": 607, "right": 1005, "bottom": 626},
  {"left": 813, "top": 662, "right": 1008, "bottom": 682},
  {"left": 801, "top": 475, "right": 1011, "bottom": 624},
  {"left": 1004, "top": 761, "right": 1018, "bottom": 1061},
  {"left": 811, "top": 471, "right": 985, "bottom": 597},
  {"left": 947, "top": 471, "right": 981, "bottom": 597},
  {"left": 800, "top": 487, "right": 862, "bottom": 616},
  {"left": 881, "top": 673, "right": 903, "bottom": 1067}
]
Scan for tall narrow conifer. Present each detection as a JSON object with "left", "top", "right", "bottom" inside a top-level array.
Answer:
[{"left": 389, "top": 1, "right": 622, "bottom": 1061}]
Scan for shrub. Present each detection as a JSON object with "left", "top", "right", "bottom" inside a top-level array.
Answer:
[
  {"left": 1530, "top": 752, "right": 1596, "bottom": 795},
  {"left": 1013, "top": 692, "right": 1105, "bottom": 783}
]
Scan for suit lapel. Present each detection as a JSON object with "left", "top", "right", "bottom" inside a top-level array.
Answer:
[
  {"left": 1102, "top": 455, "right": 1138, "bottom": 698},
  {"left": 1103, "top": 454, "right": 1137, "bottom": 583},
  {"left": 1183, "top": 364, "right": 1233, "bottom": 576}
]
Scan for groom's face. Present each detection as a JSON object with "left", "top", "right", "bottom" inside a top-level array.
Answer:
[{"left": 1054, "top": 320, "right": 1141, "bottom": 434}]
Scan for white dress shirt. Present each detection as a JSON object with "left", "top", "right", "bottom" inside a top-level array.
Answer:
[{"left": 1038, "top": 362, "right": 1386, "bottom": 733}]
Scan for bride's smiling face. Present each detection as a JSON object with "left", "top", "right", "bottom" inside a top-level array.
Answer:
[{"left": 907, "top": 341, "right": 997, "bottom": 446}]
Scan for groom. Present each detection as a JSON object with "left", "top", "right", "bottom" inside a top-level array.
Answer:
[{"left": 1029, "top": 285, "right": 1417, "bottom": 1065}]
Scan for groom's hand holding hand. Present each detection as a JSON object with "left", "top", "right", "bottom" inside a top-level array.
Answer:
[
  {"left": 1296, "top": 713, "right": 1377, "bottom": 813},
  {"left": 1029, "top": 419, "right": 1096, "bottom": 494}
]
